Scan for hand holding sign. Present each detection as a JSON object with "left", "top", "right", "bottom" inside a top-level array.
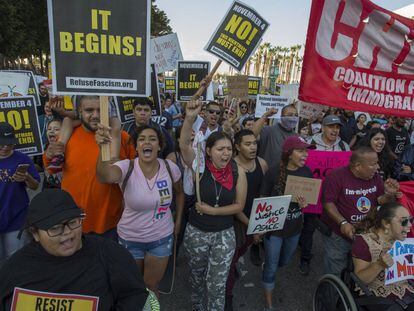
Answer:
[
  {"left": 95, "top": 123, "right": 112, "bottom": 147},
  {"left": 379, "top": 249, "right": 394, "bottom": 268}
]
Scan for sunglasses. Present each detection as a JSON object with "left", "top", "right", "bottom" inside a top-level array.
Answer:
[
  {"left": 397, "top": 216, "right": 414, "bottom": 227},
  {"left": 208, "top": 109, "right": 221, "bottom": 115},
  {"left": 240, "top": 105, "right": 247, "bottom": 109}
]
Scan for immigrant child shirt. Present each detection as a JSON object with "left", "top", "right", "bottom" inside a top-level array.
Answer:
[{"left": 322, "top": 166, "right": 384, "bottom": 238}]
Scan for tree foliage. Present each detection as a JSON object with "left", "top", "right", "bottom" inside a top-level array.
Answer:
[{"left": 0, "top": 0, "right": 173, "bottom": 61}]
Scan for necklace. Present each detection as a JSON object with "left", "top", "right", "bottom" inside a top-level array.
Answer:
[
  {"left": 143, "top": 163, "right": 160, "bottom": 191},
  {"left": 213, "top": 178, "right": 223, "bottom": 208},
  {"left": 236, "top": 159, "right": 256, "bottom": 172}
]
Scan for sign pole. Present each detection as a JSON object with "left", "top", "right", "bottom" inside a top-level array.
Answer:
[{"left": 100, "top": 96, "right": 111, "bottom": 161}]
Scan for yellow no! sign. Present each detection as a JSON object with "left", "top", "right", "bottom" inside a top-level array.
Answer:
[{"left": 11, "top": 288, "right": 98, "bottom": 311}]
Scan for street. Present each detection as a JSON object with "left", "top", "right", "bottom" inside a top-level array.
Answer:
[{"left": 160, "top": 232, "right": 325, "bottom": 311}]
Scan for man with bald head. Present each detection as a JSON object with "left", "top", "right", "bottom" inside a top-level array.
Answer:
[{"left": 321, "top": 146, "right": 400, "bottom": 276}]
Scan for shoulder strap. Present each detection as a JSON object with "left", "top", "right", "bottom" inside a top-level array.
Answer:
[
  {"left": 121, "top": 159, "right": 135, "bottom": 193},
  {"left": 164, "top": 159, "right": 173, "bottom": 183},
  {"left": 339, "top": 140, "right": 346, "bottom": 151}
]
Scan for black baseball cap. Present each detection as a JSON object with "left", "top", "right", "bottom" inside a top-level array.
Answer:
[
  {"left": 0, "top": 122, "right": 18, "bottom": 145},
  {"left": 322, "top": 115, "right": 342, "bottom": 126},
  {"left": 20, "top": 189, "right": 84, "bottom": 235}
]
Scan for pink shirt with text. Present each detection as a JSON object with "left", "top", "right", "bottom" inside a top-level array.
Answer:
[{"left": 115, "top": 158, "right": 181, "bottom": 243}]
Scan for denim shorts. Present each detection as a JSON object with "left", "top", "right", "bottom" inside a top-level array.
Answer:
[{"left": 118, "top": 234, "right": 173, "bottom": 260}]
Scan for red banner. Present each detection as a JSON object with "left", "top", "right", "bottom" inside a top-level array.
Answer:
[
  {"left": 299, "top": 0, "right": 414, "bottom": 117},
  {"left": 399, "top": 181, "right": 414, "bottom": 237}
]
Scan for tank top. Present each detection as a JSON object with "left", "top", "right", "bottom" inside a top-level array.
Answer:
[
  {"left": 244, "top": 158, "right": 264, "bottom": 217},
  {"left": 188, "top": 161, "right": 238, "bottom": 232}
]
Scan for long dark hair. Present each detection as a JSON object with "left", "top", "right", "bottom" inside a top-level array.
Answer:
[
  {"left": 356, "top": 202, "right": 404, "bottom": 234},
  {"left": 275, "top": 151, "right": 291, "bottom": 195},
  {"left": 357, "top": 128, "right": 395, "bottom": 179}
]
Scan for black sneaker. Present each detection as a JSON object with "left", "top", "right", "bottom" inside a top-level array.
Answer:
[
  {"left": 299, "top": 261, "right": 310, "bottom": 276},
  {"left": 250, "top": 243, "right": 262, "bottom": 266}
]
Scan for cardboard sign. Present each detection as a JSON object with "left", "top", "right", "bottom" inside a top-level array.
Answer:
[
  {"left": 0, "top": 96, "right": 43, "bottom": 156},
  {"left": 303, "top": 150, "right": 352, "bottom": 214},
  {"left": 254, "top": 94, "right": 292, "bottom": 118},
  {"left": 205, "top": 0, "right": 269, "bottom": 71},
  {"left": 284, "top": 175, "right": 322, "bottom": 205},
  {"left": 385, "top": 239, "right": 414, "bottom": 285},
  {"left": 164, "top": 77, "right": 176, "bottom": 94},
  {"left": 11, "top": 287, "right": 98, "bottom": 311},
  {"left": 150, "top": 33, "right": 183, "bottom": 73},
  {"left": 176, "top": 61, "right": 210, "bottom": 101},
  {"left": 299, "top": 0, "right": 414, "bottom": 117},
  {"left": 247, "top": 195, "right": 291, "bottom": 235},
  {"left": 248, "top": 76, "right": 261, "bottom": 99},
  {"left": 47, "top": 0, "right": 151, "bottom": 96},
  {"left": 227, "top": 75, "right": 248, "bottom": 101},
  {"left": 298, "top": 101, "right": 325, "bottom": 120}
]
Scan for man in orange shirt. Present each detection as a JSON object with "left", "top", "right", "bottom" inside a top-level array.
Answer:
[{"left": 44, "top": 96, "right": 135, "bottom": 239}]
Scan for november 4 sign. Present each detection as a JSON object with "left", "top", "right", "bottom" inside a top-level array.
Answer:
[
  {"left": 205, "top": 1, "right": 269, "bottom": 71},
  {"left": 47, "top": 0, "right": 151, "bottom": 96},
  {"left": 300, "top": 0, "right": 414, "bottom": 117}
]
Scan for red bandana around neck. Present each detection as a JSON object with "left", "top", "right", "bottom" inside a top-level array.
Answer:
[{"left": 206, "top": 160, "right": 233, "bottom": 191}]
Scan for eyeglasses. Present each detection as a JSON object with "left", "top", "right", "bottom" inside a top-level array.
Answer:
[
  {"left": 208, "top": 109, "right": 221, "bottom": 115},
  {"left": 46, "top": 217, "right": 84, "bottom": 237},
  {"left": 396, "top": 216, "right": 414, "bottom": 227},
  {"left": 240, "top": 105, "right": 247, "bottom": 109}
]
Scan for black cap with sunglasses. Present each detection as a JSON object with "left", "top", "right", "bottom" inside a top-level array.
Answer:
[
  {"left": 19, "top": 189, "right": 84, "bottom": 238},
  {"left": 0, "top": 122, "right": 18, "bottom": 146}
]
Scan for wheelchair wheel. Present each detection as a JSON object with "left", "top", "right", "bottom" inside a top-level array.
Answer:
[{"left": 313, "top": 274, "right": 358, "bottom": 311}]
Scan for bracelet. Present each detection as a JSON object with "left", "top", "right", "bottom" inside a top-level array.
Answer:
[{"left": 339, "top": 219, "right": 349, "bottom": 226}]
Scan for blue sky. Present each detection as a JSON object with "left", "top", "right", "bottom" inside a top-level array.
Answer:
[{"left": 156, "top": 0, "right": 414, "bottom": 73}]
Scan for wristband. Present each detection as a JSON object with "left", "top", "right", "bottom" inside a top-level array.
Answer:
[{"left": 339, "top": 219, "right": 349, "bottom": 226}]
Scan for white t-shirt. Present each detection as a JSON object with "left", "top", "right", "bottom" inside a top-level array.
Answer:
[{"left": 114, "top": 158, "right": 181, "bottom": 243}]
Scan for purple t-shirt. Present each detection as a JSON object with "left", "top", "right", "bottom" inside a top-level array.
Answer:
[
  {"left": 321, "top": 166, "right": 384, "bottom": 237},
  {"left": 114, "top": 158, "right": 181, "bottom": 243},
  {"left": 0, "top": 151, "right": 40, "bottom": 232}
]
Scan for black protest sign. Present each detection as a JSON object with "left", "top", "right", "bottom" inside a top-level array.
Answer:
[
  {"left": 149, "top": 64, "right": 161, "bottom": 116},
  {"left": 205, "top": 1, "right": 269, "bottom": 71},
  {"left": 115, "top": 97, "right": 135, "bottom": 123},
  {"left": 47, "top": 0, "right": 150, "bottom": 96},
  {"left": 248, "top": 76, "right": 261, "bottom": 99},
  {"left": 164, "top": 77, "right": 176, "bottom": 94},
  {"left": 176, "top": 61, "right": 210, "bottom": 101},
  {"left": 0, "top": 96, "right": 43, "bottom": 156}
]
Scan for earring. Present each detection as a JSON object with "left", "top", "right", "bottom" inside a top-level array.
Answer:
[{"left": 384, "top": 228, "right": 389, "bottom": 235}]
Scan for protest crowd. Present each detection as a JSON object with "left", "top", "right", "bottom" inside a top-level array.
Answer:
[{"left": 2, "top": 1, "right": 414, "bottom": 311}]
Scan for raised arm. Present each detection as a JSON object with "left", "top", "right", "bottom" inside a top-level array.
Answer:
[
  {"left": 252, "top": 108, "right": 277, "bottom": 137},
  {"left": 179, "top": 100, "right": 202, "bottom": 168}
]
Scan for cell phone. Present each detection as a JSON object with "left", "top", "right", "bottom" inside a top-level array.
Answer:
[{"left": 15, "top": 164, "right": 30, "bottom": 174}]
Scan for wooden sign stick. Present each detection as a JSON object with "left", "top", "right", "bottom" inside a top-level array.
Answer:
[
  {"left": 195, "top": 142, "right": 202, "bottom": 204},
  {"left": 100, "top": 96, "right": 111, "bottom": 162}
]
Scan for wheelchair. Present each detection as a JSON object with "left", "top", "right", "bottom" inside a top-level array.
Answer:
[{"left": 313, "top": 256, "right": 414, "bottom": 311}]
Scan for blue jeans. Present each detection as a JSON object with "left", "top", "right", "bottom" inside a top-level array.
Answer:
[
  {"left": 262, "top": 233, "right": 301, "bottom": 290},
  {"left": 119, "top": 234, "right": 173, "bottom": 260},
  {"left": 322, "top": 232, "right": 351, "bottom": 277}
]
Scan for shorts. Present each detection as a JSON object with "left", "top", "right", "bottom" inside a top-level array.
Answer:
[
  {"left": 72, "top": 96, "right": 118, "bottom": 119},
  {"left": 118, "top": 234, "right": 173, "bottom": 260}
]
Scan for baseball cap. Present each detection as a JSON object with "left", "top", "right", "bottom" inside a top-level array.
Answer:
[
  {"left": 322, "top": 115, "right": 342, "bottom": 126},
  {"left": 282, "top": 135, "right": 316, "bottom": 153},
  {"left": 21, "top": 189, "right": 84, "bottom": 233},
  {"left": 0, "top": 122, "right": 18, "bottom": 145}
]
